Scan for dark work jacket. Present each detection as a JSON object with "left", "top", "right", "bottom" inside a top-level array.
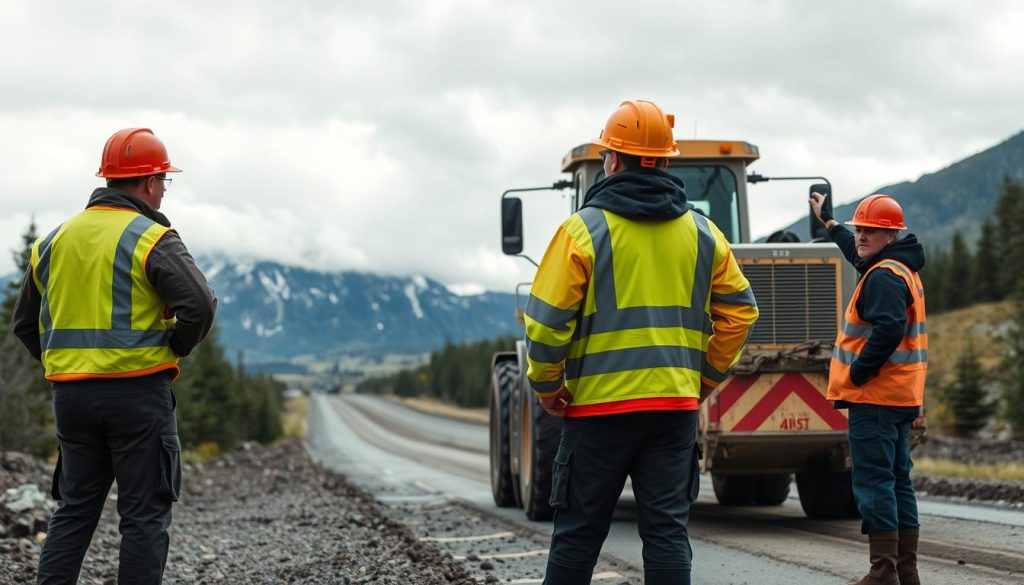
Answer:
[
  {"left": 11, "top": 188, "right": 218, "bottom": 362},
  {"left": 582, "top": 168, "right": 691, "bottom": 220},
  {"left": 828, "top": 224, "right": 926, "bottom": 387}
]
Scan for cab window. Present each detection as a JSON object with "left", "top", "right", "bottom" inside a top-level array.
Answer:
[
  {"left": 592, "top": 164, "right": 741, "bottom": 242},
  {"left": 667, "top": 165, "right": 740, "bottom": 243}
]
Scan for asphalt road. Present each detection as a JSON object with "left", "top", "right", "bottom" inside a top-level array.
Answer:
[{"left": 305, "top": 394, "right": 1024, "bottom": 585}]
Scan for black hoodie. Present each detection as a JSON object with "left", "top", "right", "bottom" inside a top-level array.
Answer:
[
  {"left": 11, "top": 188, "right": 217, "bottom": 361},
  {"left": 582, "top": 168, "right": 691, "bottom": 220},
  {"left": 828, "top": 224, "right": 927, "bottom": 387}
]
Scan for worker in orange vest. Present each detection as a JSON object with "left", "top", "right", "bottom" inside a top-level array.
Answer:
[{"left": 811, "top": 192, "right": 926, "bottom": 585}]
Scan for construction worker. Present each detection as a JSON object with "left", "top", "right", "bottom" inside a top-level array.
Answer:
[
  {"left": 810, "top": 192, "right": 926, "bottom": 585},
  {"left": 10, "top": 128, "right": 217, "bottom": 585},
  {"left": 525, "top": 100, "right": 758, "bottom": 585}
]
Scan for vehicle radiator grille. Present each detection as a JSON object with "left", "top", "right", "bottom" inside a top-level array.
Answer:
[{"left": 740, "top": 262, "right": 838, "bottom": 344}]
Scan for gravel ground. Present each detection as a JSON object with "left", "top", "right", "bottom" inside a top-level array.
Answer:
[
  {"left": 913, "top": 435, "right": 1024, "bottom": 507},
  {"left": 2, "top": 434, "right": 1022, "bottom": 584},
  {"left": 914, "top": 434, "right": 1024, "bottom": 466},
  {"left": 1, "top": 441, "right": 480, "bottom": 585}
]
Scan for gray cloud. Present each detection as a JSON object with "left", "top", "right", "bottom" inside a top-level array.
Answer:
[{"left": 1, "top": 0, "right": 1022, "bottom": 291}]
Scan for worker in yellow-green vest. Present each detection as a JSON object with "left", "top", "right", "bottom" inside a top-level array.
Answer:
[
  {"left": 11, "top": 128, "right": 217, "bottom": 585},
  {"left": 526, "top": 100, "right": 758, "bottom": 585}
]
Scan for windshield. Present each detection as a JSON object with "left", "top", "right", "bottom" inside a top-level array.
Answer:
[
  {"left": 667, "top": 165, "right": 740, "bottom": 242},
  {"left": 593, "top": 164, "right": 741, "bottom": 242}
]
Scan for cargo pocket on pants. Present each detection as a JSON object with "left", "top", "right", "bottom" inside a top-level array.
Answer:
[
  {"left": 549, "top": 444, "right": 572, "bottom": 510},
  {"left": 50, "top": 446, "right": 62, "bottom": 501},
  {"left": 157, "top": 434, "right": 182, "bottom": 502},
  {"left": 687, "top": 443, "right": 701, "bottom": 502}
]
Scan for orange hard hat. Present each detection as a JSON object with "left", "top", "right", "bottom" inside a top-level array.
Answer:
[
  {"left": 845, "top": 194, "right": 908, "bottom": 230},
  {"left": 96, "top": 128, "right": 182, "bottom": 178},
  {"left": 592, "top": 100, "right": 680, "bottom": 163}
]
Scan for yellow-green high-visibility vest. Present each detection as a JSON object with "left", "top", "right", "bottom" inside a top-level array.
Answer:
[{"left": 30, "top": 206, "right": 179, "bottom": 382}]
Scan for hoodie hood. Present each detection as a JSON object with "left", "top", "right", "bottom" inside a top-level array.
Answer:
[
  {"left": 86, "top": 187, "right": 171, "bottom": 227},
  {"left": 582, "top": 169, "right": 691, "bottom": 220},
  {"left": 863, "top": 233, "right": 926, "bottom": 273}
]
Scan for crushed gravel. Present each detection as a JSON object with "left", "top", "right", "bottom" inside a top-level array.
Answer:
[
  {"left": 914, "top": 435, "right": 1024, "bottom": 466},
  {"left": 3, "top": 434, "right": 1023, "bottom": 584},
  {"left": 1, "top": 441, "right": 480, "bottom": 585},
  {"left": 911, "top": 435, "right": 1024, "bottom": 507}
]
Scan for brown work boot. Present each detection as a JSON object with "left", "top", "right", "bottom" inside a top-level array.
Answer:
[
  {"left": 897, "top": 528, "right": 921, "bottom": 585},
  {"left": 850, "top": 532, "right": 899, "bottom": 585}
]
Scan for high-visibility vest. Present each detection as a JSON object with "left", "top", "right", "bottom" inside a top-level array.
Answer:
[
  {"left": 525, "top": 207, "right": 756, "bottom": 414},
  {"left": 30, "top": 206, "right": 179, "bottom": 382},
  {"left": 827, "top": 259, "right": 927, "bottom": 406}
]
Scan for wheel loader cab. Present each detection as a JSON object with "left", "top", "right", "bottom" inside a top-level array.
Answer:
[{"left": 561, "top": 140, "right": 759, "bottom": 244}]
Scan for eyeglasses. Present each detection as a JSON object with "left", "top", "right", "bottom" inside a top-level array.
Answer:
[
  {"left": 153, "top": 176, "right": 172, "bottom": 190},
  {"left": 599, "top": 149, "right": 612, "bottom": 163}
]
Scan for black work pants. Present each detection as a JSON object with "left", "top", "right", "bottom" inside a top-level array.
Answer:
[
  {"left": 544, "top": 410, "right": 700, "bottom": 585},
  {"left": 37, "top": 373, "right": 181, "bottom": 585}
]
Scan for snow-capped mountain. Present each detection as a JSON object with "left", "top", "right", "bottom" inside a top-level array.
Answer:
[{"left": 198, "top": 257, "right": 521, "bottom": 362}]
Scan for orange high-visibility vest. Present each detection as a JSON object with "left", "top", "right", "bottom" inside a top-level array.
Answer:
[{"left": 827, "top": 259, "right": 927, "bottom": 406}]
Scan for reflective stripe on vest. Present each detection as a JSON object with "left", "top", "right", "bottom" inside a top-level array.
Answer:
[
  {"left": 827, "top": 259, "right": 927, "bottom": 406},
  {"left": 832, "top": 346, "right": 928, "bottom": 366},
  {"left": 32, "top": 208, "right": 179, "bottom": 381},
  {"left": 547, "top": 208, "right": 716, "bottom": 405},
  {"left": 841, "top": 321, "right": 927, "bottom": 339}
]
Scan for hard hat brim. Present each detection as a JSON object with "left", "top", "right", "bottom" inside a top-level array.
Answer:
[
  {"left": 590, "top": 137, "right": 681, "bottom": 158},
  {"left": 96, "top": 164, "right": 182, "bottom": 179},
  {"left": 844, "top": 219, "right": 908, "bottom": 230}
]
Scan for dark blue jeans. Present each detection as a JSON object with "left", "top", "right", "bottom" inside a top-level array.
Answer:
[
  {"left": 848, "top": 403, "right": 920, "bottom": 535},
  {"left": 544, "top": 410, "right": 699, "bottom": 585}
]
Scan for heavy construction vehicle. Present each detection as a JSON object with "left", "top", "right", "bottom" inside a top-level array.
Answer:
[{"left": 490, "top": 138, "right": 868, "bottom": 521}]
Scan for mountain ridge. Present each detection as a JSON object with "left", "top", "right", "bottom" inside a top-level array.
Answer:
[
  {"left": 761, "top": 131, "right": 1024, "bottom": 246},
  {"left": 197, "top": 256, "right": 519, "bottom": 363}
]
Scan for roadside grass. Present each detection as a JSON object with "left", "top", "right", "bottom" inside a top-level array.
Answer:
[
  {"left": 280, "top": 394, "right": 310, "bottom": 440},
  {"left": 915, "top": 457, "right": 1024, "bottom": 481},
  {"left": 923, "top": 300, "right": 1013, "bottom": 433},
  {"left": 386, "top": 394, "right": 488, "bottom": 425},
  {"left": 183, "top": 442, "right": 221, "bottom": 464}
]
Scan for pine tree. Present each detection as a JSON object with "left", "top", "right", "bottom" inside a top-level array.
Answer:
[
  {"left": 395, "top": 369, "right": 420, "bottom": 397},
  {"left": 943, "top": 338, "right": 993, "bottom": 437},
  {"left": 973, "top": 218, "right": 1001, "bottom": 303},
  {"left": 1, "top": 218, "right": 39, "bottom": 329},
  {"left": 0, "top": 218, "right": 51, "bottom": 456},
  {"left": 249, "top": 374, "right": 283, "bottom": 444},
  {"left": 174, "top": 327, "right": 239, "bottom": 449},
  {"left": 924, "top": 247, "right": 949, "bottom": 314},
  {"left": 1001, "top": 282, "right": 1024, "bottom": 439},
  {"left": 944, "top": 231, "right": 974, "bottom": 310},
  {"left": 233, "top": 350, "right": 253, "bottom": 440},
  {"left": 994, "top": 178, "right": 1024, "bottom": 298}
]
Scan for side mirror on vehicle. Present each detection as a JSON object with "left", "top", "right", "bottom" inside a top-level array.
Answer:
[
  {"left": 809, "top": 183, "right": 832, "bottom": 242},
  {"left": 501, "top": 197, "right": 524, "bottom": 255}
]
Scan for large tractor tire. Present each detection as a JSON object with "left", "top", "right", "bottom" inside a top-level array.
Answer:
[
  {"left": 796, "top": 469, "right": 860, "bottom": 519},
  {"left": 712, "top": 473, "right": 792, "bottom": 506},
  {"left": 712, "top": 473, "right": 757, "bottom": 505},
  {"left": 517, "top": 384, "right": 561, "bottom": 521},
  {"left": 754, "top": 474, "right": 792, "bottom": 506},
  {"left": 489, "top": 358, "right": 518, "bottom": 507}
]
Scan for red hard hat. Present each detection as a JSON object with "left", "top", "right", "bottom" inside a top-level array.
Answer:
[
  {"left": 845, "top": 194, "right": 908, "bottom": 230},
  {"left": 96, "top": 128, "right": 182, "bottom": 178}
]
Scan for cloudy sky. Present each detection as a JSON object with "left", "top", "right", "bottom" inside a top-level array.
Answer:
[{"left": 1, "top": 0, "right": 1021, "bottom": 293}]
